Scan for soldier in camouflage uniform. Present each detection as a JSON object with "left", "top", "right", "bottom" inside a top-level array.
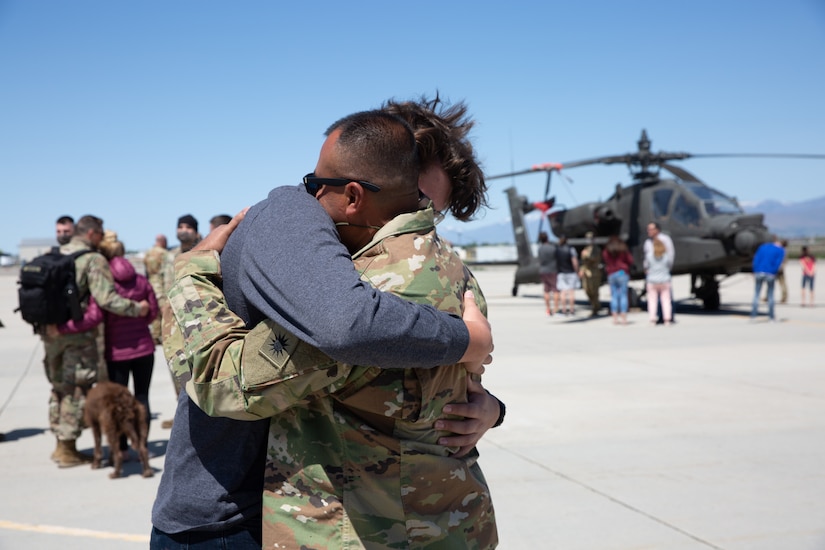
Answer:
[
  {"left": 158, "top": 216, "right": 200, "bottom": 430},
  {"left": 165, "top": 111, "right": 498, "bottom": 548},
  {"left": 578, "top": 231, "right": 603, "bottom": 316},
  {"left": 143, "top": 234, "right": 168, "bottom": 345},
  {"left": 162, "top": 214, "right": 200, "bottom": 298},
  {"left": 43, "top": 215, "right": 149, "bottom": 467}
]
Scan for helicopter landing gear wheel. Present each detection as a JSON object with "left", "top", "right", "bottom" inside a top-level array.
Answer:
[
  {"left": 694, "top": 274, "right": 720, "bottom": 311},
  {"left": 703, "top": 288, "right": 720, "bottom": 311}
]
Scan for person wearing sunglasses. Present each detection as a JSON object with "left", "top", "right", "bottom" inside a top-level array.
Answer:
[
  {"left": 160, "top": 107, "right": 499, "bottom": 548},
  {"left": 150, "top": 110, "right": 490, "bottom": 548}
]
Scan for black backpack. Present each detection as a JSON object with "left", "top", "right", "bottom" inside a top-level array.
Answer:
[{"left": 16, "top": 247, "right": 92, "bottom": 331}]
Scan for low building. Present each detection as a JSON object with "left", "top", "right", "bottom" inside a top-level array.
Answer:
[{"left": 18, "top": 238, "right": 59, "bottom": 264}]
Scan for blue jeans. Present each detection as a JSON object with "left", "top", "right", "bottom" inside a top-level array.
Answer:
[
  {"left": 608, "top": 270, "right": 630, "bottom": 314},
  {"left": 150, "top": 526, "right": 261, "bottom": 550},
  {"left": 751, "top": 273, "right": 776, "bottom": 320}
]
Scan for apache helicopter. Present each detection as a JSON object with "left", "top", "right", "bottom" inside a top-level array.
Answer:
[{"left": 491, "top": 130, "right": 824, "bottom": 309}]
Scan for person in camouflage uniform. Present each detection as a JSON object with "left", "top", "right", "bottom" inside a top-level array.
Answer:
[
  {"left": 158, "top": 215, "right": 200, "bottom": 429},
  {"left": 143, "top": 234, "right": 168, "bottom": 345},
  {"left": 43, "top": 215, "right": 150, "bottom": 467},
  {"left": 162, "top": 215, "right": 200, "bottom": 285},
  {"left": 578, "top": 231, "right": 603, "bottom": 316},
  {"left": 165, "top": 111, "right": 498, "bottom": 548}
]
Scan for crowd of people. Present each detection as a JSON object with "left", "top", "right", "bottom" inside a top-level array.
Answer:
[{"left": 537, "top": 220, "right": 816, "bottom": 326}]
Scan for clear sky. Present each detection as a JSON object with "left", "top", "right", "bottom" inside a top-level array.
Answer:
[{"left": 1, "top": 0, "right": 823, "bottom": 254}]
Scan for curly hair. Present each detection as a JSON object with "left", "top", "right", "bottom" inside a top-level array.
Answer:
[{"left": 382, "top": 94, "right": 488, "bottom": 221}]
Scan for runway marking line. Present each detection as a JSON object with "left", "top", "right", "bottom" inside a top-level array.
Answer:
[{"left": 0, "top": 520, "right": 149, "bottom": 542}]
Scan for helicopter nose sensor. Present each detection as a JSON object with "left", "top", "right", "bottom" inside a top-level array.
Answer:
[{"left": 733, "top": 229, "right": 758, "bottom": 255}]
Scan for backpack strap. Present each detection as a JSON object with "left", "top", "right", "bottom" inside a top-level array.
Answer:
[
  {"left": 67, "top": 249, "right": 94, "bottom": 301},
  {"left": 69, "top": 249, "right": 93, "bottom": 260}
]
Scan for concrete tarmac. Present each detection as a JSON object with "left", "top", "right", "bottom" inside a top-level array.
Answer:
[{"left": 0, "top": 262, "right": 823, "bottom": 549}]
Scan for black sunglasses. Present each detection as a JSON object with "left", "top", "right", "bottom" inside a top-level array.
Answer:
[{"left": 303, "top": 173, "right": 382, "bottom": 196}]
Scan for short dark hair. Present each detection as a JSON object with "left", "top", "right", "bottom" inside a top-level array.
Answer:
[
  {"left": 210, "top": 214, "right": 232, "bottom": 228},
  {"left": 76, "top": 215, "right": 103, "bottom": 235},
  {"left": 538, "top": 231, "right": 549, "bottom": 243},
  {"left": 56, "top": 215, "right": 74, "bottom": 225},
  {"left": 325, "top": 110, "right": 419, "bottom": 196},
  {"left": 383, "top": 94, "right": 487, "bottom": 221}
]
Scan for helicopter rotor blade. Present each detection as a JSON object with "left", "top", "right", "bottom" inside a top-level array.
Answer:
[
  {"left": 661, "top": 162, "right": 702, "bottom": 183},
  {"left": 487, "top": 153, "right": 690, "bottom": 181},
  {"left": 486, "top": 128, "right": 825, "bottom": 183},
  {"left": 689, "top": 153, "right": 825, "bottom": 160},
  {"left": 487, "top": 162, "right": 563, "bottom": 181}
]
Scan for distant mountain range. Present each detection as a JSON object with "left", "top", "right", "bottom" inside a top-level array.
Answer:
[
  {"left": 439, "top": 195, "right": 825, "bottom": 245},
  {"left": 741, "top": 196, "right": 825, "bottom": 237}
]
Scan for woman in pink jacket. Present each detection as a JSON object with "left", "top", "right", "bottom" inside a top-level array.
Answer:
[{"left": 96, "top": 235, "right": 159, "bottom": 459}]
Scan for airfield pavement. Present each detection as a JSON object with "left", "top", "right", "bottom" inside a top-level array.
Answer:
[{"left": 0, "top": 261, "right": 823, "bottom": 550}]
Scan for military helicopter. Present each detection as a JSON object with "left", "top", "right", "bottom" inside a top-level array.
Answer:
[{"left": 491, "top": 130, "right": 825, "bottom": 309}]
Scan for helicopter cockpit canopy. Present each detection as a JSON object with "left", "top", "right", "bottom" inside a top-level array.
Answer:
[{"left": 679, "top": 180, "right": 743, "bottom": 215}]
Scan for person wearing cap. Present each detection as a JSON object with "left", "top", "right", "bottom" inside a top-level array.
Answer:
[
  {"left": 158, "top": 215, "right": 201, "bottom": 428},
  {"left": 578, "top": 231, "right": 602, "bottom": 316}
]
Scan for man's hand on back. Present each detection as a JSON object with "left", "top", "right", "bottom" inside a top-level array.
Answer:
[{"left": 194, "top": 208, "right": 249, "bottom": 254}]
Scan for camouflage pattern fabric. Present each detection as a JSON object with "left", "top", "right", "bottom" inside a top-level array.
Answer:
[
  {"left": 62, "top": 238, "right": 143, "bottom": 318},
  {"left": 43, "top": 332, "right": 98, "bottom": 439},
  {"left": 161, "top": 241, "right": 199, "bottom": 395},
  {"left": 161, "top": 249, "right": 248, "bottom": 390},
  {"left": 166, "top": 207, "right": 497, "bottom": 549},
  {"left": 162, "top": 240, "right": 199, "bottom": 296},
  {"left": 143, "top": 244, "right": 168, "bottom": 343},
  {"left": 42, "top": 237, "right": 142, "bottom": 440},
  {"left": 579, "top": 244, "right": 603, "bottom": 314}
]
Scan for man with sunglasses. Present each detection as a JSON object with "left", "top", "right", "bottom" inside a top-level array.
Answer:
[
  {"left": 165, "top": 108, "right": 498, "bottom": 548},
  {"left": 151, "top": 112, "right": 495, "bottom": 547}
]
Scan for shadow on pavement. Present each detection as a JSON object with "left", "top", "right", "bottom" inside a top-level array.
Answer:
[{"left": 0, "top": 427, "right": 47, "bottom": 442}]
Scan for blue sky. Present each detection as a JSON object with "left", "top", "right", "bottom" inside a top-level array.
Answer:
[{"left": 1, "top": 0, "right": 823, "bottom": 254}]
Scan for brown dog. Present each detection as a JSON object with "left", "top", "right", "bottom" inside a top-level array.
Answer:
[{"left": 83, "top": 381, "right": 153, "bottom": 479}]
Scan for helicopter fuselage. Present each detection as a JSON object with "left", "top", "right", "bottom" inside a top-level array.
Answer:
[
  {"left": 496, "top": 130, "right": 815, "bottom": 309},
  {"left": 549, "top": 177, "right": 770, "bottom": 278},
  {"left": 507, "top": 175, "right": 771, "bottom": 308}
]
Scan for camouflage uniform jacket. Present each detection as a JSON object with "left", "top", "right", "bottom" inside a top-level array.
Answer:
[
  {"left": 143, "top": 244, "right": 168, "bottom": 302},
  {"left": 42, "top": 237, "right": 143, "bottom": 391},
  {"left": 579, "top": 244, "right": 602, "bottom": 278},
  {"left": 61, "top": 237, "right": 142, "bottom": 322},
  {"left": 166, "top": 207, "right": 498, "bottom": 549},
  {"left": 161, "top": 239, "right": 201, "bottom": 299}
]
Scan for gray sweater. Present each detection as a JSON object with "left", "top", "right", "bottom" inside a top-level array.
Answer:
[{"left": 644, "top": 250, "right": 672, "bottom": 284}]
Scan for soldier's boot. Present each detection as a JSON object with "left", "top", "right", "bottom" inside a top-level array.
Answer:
[
  {"left": 50, "top": 438, "right": 61, "bottom": 462},
  {"left": 54, "top": 439, "right": 93, "bottom": 468}
]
